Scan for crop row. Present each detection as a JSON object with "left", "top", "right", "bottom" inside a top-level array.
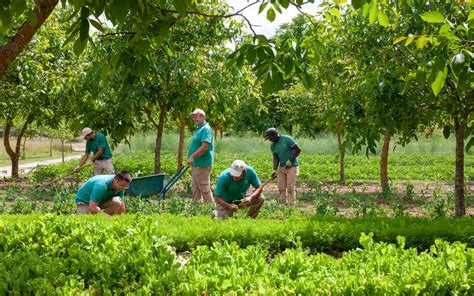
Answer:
[
  {"left": 2, "top": 214, "right": 473, "bottom": 253},
  {"left": 0, "top": 215, "right": 472, "bottom": 294},
  {"left": 29, "top": 151, "right": 474, "bottom": 184}
]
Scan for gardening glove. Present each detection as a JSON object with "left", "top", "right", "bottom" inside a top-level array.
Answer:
[
  {"left": 87, "top": 160, "right": 94, "bottom": 166},
  {"left": 285, "top": 160, "right": 292, "bottom": 168}
]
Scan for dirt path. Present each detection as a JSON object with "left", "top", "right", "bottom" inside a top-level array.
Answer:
[{"left": 0, "top": 154, "right": 82, "bottom": 177}]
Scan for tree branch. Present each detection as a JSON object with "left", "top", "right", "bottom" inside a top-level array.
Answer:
[{"left": 144, "top": 108, "right": 159, "bottom": 129}]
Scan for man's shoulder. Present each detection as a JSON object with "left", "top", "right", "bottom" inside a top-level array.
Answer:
[{"left": 89, "top": 175, "right": 113, "bottom": 185}]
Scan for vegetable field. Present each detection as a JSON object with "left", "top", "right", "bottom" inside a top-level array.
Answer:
[{"left": 1, "top": 215, "right": 473, "bottom": 294}]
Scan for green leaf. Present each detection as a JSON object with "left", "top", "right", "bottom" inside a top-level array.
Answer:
[
  {"left": 258, "top": 2, "right": 268, "bottom": 14},
  {"left": 352, "top": 0, "right": 367, "bottom": 10},
  {"left": 405, "top": 35, "right": 416, "bottom": 46},
  {"left": 73, "top": 38, "right": 87, "bottom": 56},
  {"left": 272, "top": 2, "right": 282, "bottom": 14},
  {"left": 415, "top": 70, "right": 425, "bottom": 86},
  {"left": 378, "top": 10, "right": 389, "bottom": 27},
  {"left": 174, "top": 0, "right": 188, "bottom": 16},
  {"left": 415, "top": 35, "right": 430, "bottom": 49},
  {"left": 468, "top": 11, "right": 474, "bottom": 22},
  {"left": 267, "top": 8, "right": 276, "bottom": 22},
  {"left": 79, "top": 19, "right": 89, "bottom": 42},
  {"left": 11, "top": 0, "right": 27, "bottom": 15},
  {"left": 296, "top": 0, "right": 304, "bottom": 5},
  {"left": 278, "top": 0, "right": 289, "bottom": 9},
  {"left": 420, "top": 11, "right": 445, "bottom": 23},
  {"left": 369, "top": 4, "right": 378, "bottom": 24},
  {"left": 330, "top": 7, "right": 341, "bottom": 18},
  {"left": 138, "top": 0, "right": 145, "bottom": 13},
  {"left": 443, "top": 125, "right": 451, "bottom": 139},
  {"left": 439, "top": 23, "right": 451, "bottom": 35},
  {"left": 110, "top": 0, "right": 130, "bottom": 23},
  {"left": 393, "top": 36, "right": 406, "bottom": 44},
  {"left": 90, "top": 19, "right": 105, "bottom": 33},
  {"left": 431, "top": 65, "right": 447, "bottom": 96}
]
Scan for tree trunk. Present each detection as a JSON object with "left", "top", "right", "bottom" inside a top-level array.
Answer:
[
  {"left": 0, "top": 0, "right": 59, "bottom": 77},
  {"left": 49, "top": 138, "right": 53, "bottom": 157},
  {"left": 336, "top": 125, "right": 345, "bottom": 183},
  {"left": 380, "top": 132, "right": 390, "bottom": 190},
  {"left": 21, "top": 136, "right": 27, "bottom": 159},
  {"left": 3, "top": 118, "right": 30, "bottom": 178},
  {"left": 61, "top": 139, "right": 65, "bottom": 163},
  {"left": 453, "top": 115, "right": 465, "bottom": 217},
  {"left": 177, "top": 117, "right": 186, "bottom": 169},
  {"left": 154, "top": 103, "right": 166, "bottom": 174}
]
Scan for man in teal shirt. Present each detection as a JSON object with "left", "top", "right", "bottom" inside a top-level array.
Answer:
[
  {"left": 187, "top": 109, "right": 214, "bottom": 203},
  {"left": 75, "top": 171, "right": 131, "bottom": 215},
  {"left": 214, "top": 160, "right": 265, "bottom": 219},
  {"left": 75, "top": 127, "right": 114, "bottom": 175},
  {"left": 265, "top": 127, "right": 302, "bottom": 205}
]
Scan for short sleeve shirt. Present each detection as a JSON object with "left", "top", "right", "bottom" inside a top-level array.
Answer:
[
  {"left": 188, "top": 122, "right": 214, "bottom": 167},
  {"left": 214, "top": 166, "right": 261, "bottom": 203},
  {"left": 75, "top": 175, "right": 124, "bottom": 204},
  {"left": 271, "top": 135, "right": 299, "bottom": 167},
  {"left": 85, "top": 133, "right": 113, "bottom": 160}
]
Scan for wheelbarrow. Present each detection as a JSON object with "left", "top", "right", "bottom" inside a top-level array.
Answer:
[{"left": 126, "top": 166, "right": 189, "bottom": 202}]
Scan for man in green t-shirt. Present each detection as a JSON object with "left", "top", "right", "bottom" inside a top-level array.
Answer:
[
  {"left": 75, "top": 127, "right": 114, "bottom": 175},
  {"left": 213, "top": 160, "right": 265, "bottom": 219},
  {"left": 186, "top": 109, "right": 214, "bottom": 203},
  {"left": 264, "top": 127, "right": 302, "bottom": 205},
  {"left": 75, "top": 171, "right": 132, "bottom": 215}
]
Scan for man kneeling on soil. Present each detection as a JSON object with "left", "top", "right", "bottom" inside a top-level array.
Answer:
[
  {"left": 75, "top": 171, "right": 131, "bottom": 215},
  {"left": 214, "top": 160, "right": 264, "bottom": 219}
]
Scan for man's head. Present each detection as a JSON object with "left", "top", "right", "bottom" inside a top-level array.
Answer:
[
  {"left": 229, "top": 159, "right": 246, "bottom": 180},
  {"left": 189, "top": 108, "right": 206, "bottom": 126},
  {"left": 112, "top": 171, "right": 132, "bottom": 191},
  {"left": 264, "top": 127, "right": 280, "bottom": 142},
  {"left": 82, "top": 127, "right": 94, "bottom": 140}
]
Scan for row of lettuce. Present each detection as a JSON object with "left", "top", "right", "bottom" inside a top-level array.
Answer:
[
  {"left": 28, "top": 151, "right": 474, "bottom": 184},
  {"left": 2, "top": 214, "right": 473, "bottom": 253},
  {"left": 0, "top": 214, "right": 472, "bottom": 294}
]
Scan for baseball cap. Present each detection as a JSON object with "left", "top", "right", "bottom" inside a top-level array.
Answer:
[
  {"left": 264, "top": 127, "right": 278, "bottom": 140},
  {"left": 229, "top": 160, "right": 246, "bottom": 177},
  {"left": 189, "top": 108, "right": 206, "bottom": 116},
  {"left": 81, "top": 127, "right": 93, "bottom": 139}
]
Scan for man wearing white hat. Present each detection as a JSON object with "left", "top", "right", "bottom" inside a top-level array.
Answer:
[
  {"left": 187, "top": 108, "right": 214, "bottom": 203},
  {"left": 74, "top": 127, "right": 114, "bottom": 175},
  {"left": 213, "top": 160, "right": 265, "bottom": 219}
]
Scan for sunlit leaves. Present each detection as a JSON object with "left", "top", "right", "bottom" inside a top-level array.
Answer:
[
  {"left": 431, "top": 64, "right": 447, "bottom": 96},
  {"left": 420, "top": 11, "right": 446, "bottom": 23}
]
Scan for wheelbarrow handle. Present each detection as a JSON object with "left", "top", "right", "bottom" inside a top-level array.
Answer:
[{"left": 160, "top": 165, "right": 189, "bottom": 195}]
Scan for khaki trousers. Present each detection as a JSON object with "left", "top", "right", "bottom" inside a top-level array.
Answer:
[
  {"left": 277, "top": 166, "right": 299, "bottom": 205},
  {"left": 94, "top": 158, "right": 115, "bottom": 176},
  {"left": 215, "top": 194, "right": 265, "bottom": 219},
  {"left": 76, "top": 196, "right": 124, "bottom": 215},
  {"left": 191, "top": 166, "right": 213, "bottom": 203}
]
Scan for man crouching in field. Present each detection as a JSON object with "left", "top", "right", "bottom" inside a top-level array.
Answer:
[
  {"left": 213, "top": 160, "right": 264, "bottom": 219},
  {"left": 75, "top": 171, "right": 131, "bottom": 216}
]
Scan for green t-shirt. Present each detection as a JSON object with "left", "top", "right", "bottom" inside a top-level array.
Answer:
[
  {"left": 85, "top": 133, "right": 113, "bottom": 160},
  {"left": 75, "top": 175, "right": 124, "bottom": 204},
  {"left": 188, "top": 122, "right": 214, "bottom": 167},
  {"left": 214, "top": 166, "right": 261, "bottom": 203},
  {"left": 270, "top": 135, "right": 299, "bottom": 167}
]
